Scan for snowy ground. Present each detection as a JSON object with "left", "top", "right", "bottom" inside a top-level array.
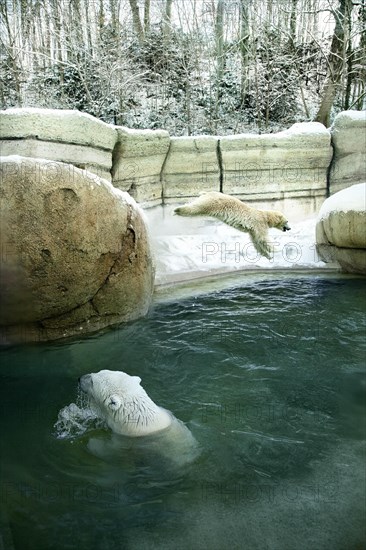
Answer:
[{"left": 145, "top": 204, "right": 338, "bottom": 286}]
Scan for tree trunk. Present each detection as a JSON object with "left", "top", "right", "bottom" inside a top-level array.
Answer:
[
  {"left": 83, "top": 0, "right": 94, "bottom": 56},
  {"left": 144, "top": 0, "right": 150, "bottom": 35},
  {"left": 240, "top": 0, "right": 250, "bottom": 106},
  {"left": 128, "top": 0, "right": 144, "bottom": 44},
  {"left": 267, "top": 0, "right": 273, "bottom": 26},
  {"left": 344, "top": 9, "right": 353, "bottom": 110},
  {"left": 290, "top": 0, "right": 297, "bottom": 46},
  {"left": 109, "top": 0, "right": 119, "bottom": 35},
  {"left": 214, "top": 0, "right": 224, "bottom": 132},
  {"left": 99, "top": 0, "right": 105, "bottom": 31},
  {"left": 163, "top": 0, "right": 173, "bottom": 38},
  {"left": 315, "top": 0, "right": 352, "bottom": 127}
]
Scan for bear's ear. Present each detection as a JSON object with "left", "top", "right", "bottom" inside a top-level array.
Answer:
[
  {"left": 107, "top": 395, "right": 122, "bottom": 411},
  {"left": 133, "top": 376, "right": 141, "bottom": 385}
]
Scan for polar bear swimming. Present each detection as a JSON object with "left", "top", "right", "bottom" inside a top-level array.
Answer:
[
  {"left": 79, "top": 369, "right": 174, "bottom": 437},
  {"left": 174, "top": 191, "right": 290, "bottom": 259},
  {"left": 76, "top": 369, "right": 199, "bottom": 466}
]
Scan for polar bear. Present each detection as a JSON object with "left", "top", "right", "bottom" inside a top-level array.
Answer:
[
  {"left": 78, "top": 369, "right": 198, "bottom": 466},
  {"left": 79, "top": 369, "right": 174, "bottom": 437},
  {"left": 174, "top": 191, "right": 290, "bottom": 259}
]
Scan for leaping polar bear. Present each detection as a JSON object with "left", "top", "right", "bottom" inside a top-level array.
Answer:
[{"left": 174, "top": 192, "right": 290, "bottom": 259}]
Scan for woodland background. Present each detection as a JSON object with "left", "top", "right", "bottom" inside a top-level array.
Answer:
[{"left": 1, "top": 0, "right": 365, "bottom": 135}]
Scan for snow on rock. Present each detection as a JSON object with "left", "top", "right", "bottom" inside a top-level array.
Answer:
[
  {"left": 318, "top": 183, "right": 366, "bottom": 218},
  {"left": 0, "top": 108, "right": 117, "bottom": 149},
  {"left": 281, "top": 121, "right": 331, "bottom": 136}
]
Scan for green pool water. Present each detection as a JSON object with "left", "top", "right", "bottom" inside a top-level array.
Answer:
[{"left": 1, "top": 275, "right": 365, "bottom": 550}]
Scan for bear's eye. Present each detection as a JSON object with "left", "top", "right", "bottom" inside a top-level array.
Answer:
[{"left": 107, "top": 395, "right": 121, "bottom": 410}]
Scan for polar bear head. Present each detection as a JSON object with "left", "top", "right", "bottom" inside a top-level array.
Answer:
[
  {"left": 264, "top": 210, "right": 291, "bottom": 232},
  {"left": 79, "top": 369, "right": 172, "bottom": 437}
]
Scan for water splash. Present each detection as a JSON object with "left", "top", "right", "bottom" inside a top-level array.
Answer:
[{"left": 54, "top": 389, "right": 106, "bottom": 439}]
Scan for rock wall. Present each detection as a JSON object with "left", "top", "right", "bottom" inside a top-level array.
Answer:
[
  {"left": 220, "top": 122, "right": 332, "bottom": 215},
  {"left": 112, "top": 127, "right": 170, "bottom": 207},
  {"left": 0, "top": 108, "right": 365, "bottom": 212},
  {"left": 316, "top": 183, "right": 366, "bottom": 274},
  {"left": 161, "top": 136, "right": 220, "bottom": 202},
  {"left": 0, "top": 156, "right": 155, "bottom": 343},
  {"left": 329, "top": 111, "right": 366, "bottom": 195},
  {"left": 0, "top": 108, "right": 118, "bottom": 182}
]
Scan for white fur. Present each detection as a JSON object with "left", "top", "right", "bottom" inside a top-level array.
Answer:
[
  {"left": 79, "top": 369, "right": 173, "bottom": 437},
  {"left": 174, "top": 192, "right": 290, "bottom": 259}
]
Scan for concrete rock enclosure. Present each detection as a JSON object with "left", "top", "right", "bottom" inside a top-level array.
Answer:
[
  {"left": 220, "top": 122, "right": 333, "bottom": 216},
  {"left": 0, "top": 108, "right": 117, "bottom": 182},
  {"left": 112, "top": 126, "right": 170, "bottom": 206},
  {"left": 162, "top": 136, "right": 220, "bottom": 202},
  {"left": 1, "top": 108, "right": 365, "bottom": 209},
  {"left": 0, "top": 156, "right": 154, "bottom": 342},
  {"left": 0, "top": 108, "right": 365, "bottom": 340}
]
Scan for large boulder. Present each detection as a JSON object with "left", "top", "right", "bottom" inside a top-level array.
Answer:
[
  {"left": 329, "top": 111, "right": 366, "bottom": 195},
  {"left": 0, "top": 156, "right": 155, "bottom": 343},
  {"left": 316, "top": 183, "right": 366, "bottom": 274},
  {"left": 0, "top": 108, "right": 118, "bottom": 182}
]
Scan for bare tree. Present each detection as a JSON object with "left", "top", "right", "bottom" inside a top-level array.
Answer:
[
  {"left": 214, "top": 0, "right": 224, "bottom": 132},
  {"left": 1, "top": 0, "right": 364, "bottom": 133},
  {"left": 128, "top": 0, "right": 144, "bottom": 44},
  {"left": 163, "top": 0, "right": 173, "bottom": 38},
  {"left": 144, "top": 0, "right": 151, "bottom": 34},
  {"left": 290, "top": 0, "right": 298, "bottom": 45},
  {"left": 315, "top": 0, "right": 353, "bottom": 127},
  {"left": 239, "top": 0, "right": 250, "bottom": 105}
]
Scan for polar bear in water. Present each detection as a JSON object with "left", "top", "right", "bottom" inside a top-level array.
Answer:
[
  {"left": 174, "top": 191, "right": 290, "bottom": 259},
  {"left": 78, "top": 369, "right": 199, "bottom": 466}
]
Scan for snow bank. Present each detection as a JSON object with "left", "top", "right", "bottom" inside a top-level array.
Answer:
[{"left": 146, "top": 205, "right": 331, "bottom": 286}]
